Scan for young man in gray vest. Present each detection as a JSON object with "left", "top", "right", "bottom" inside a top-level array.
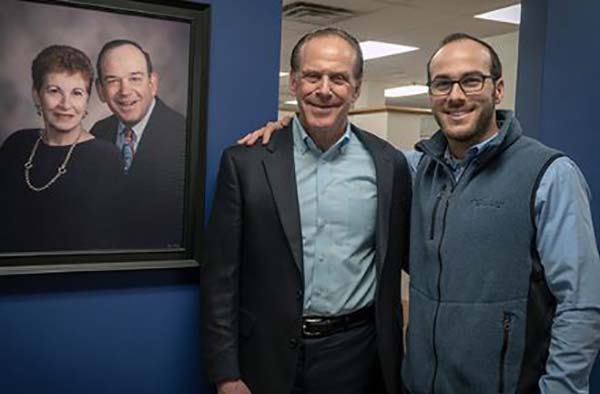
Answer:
[
  {"left": 401, "top": 33, "right": 600, "bottom": 394},
  {"left": 243, "top": 32, "right": 600, "bottom": 393}
]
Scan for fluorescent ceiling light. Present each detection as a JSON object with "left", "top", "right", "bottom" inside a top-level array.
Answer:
[
  {"left": 284, "top": 99, "right": 298, "bottom": 105},
  {"left": 475, "top": 4, "right": 521, "bottom": 25},
  {"left": 385, "top": 84, "right": 429, "bottom": 98},
  {"left": 360, "top": 41, "right": 418, "bottom": 60},
  {"left": 279, "top": 72, "right": 289, "bottom": 77}
]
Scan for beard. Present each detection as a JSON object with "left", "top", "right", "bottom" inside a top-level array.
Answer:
[{"left": 434, "top": 99, "right": 497, "bottom": 146}]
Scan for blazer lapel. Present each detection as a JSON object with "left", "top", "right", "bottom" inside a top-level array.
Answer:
[
  {"left": 262, "top": 126, "right": 303, "bottom": 273},
  {"left": 353, "top": 126, "right": 394, "bottom": 275}
]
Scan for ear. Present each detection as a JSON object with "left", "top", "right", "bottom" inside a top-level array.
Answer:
[
  {"left": 351, "top": 79, "right": 362, "bottom": 103},
  {"left": 288, "top": 71, "right": 298, "bottom": 97},
  {"left": 95, "top": 79, "right": 107, "bottom": 103},
  {"left": 32, "top": 88, "right": 41, "bottom": 107},
  {"left": 493, "top": 77, "right": 504, "bottom": 105},
  {"left": 149, "top": 72, "right": 159, "bottom": 97}
]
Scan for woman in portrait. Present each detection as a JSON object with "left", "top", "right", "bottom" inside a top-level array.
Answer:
[{"left": 0, "top": 45, "right": 123, "bottom": 252}]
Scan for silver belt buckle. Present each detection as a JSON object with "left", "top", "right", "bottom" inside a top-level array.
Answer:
[{"left": 302, "top": 317, "right": 323, "bottom": 337}]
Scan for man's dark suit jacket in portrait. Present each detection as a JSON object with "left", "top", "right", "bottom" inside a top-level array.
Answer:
[
  {"left": 91, "top": 97, "right": 186, "bottom": 249},
  {"left": 201, "top": 124, "right": 411, "bottom": 394}
]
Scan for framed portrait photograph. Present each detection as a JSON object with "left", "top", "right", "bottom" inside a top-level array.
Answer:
[{"left": 0, "top": 0, "right": 209, "bottom": 274}]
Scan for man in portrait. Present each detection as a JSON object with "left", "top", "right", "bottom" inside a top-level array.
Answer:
[{"left": 92, "top": 39, "right": 186, "bottom": 249}]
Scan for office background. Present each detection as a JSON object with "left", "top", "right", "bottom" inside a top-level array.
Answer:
[{"left": 0, "top": 0, "right": 598, "bottom": 392}]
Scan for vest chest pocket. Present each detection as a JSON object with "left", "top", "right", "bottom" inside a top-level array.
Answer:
[{"left": 429, "top": 187, "right": 445, "bottom": 240}]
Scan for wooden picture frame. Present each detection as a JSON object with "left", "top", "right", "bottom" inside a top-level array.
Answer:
[{"left": 0, "top": 0, "right": 209, "bottom": 274}]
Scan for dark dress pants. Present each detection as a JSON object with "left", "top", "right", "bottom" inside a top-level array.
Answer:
[{"left": 291, "top": 321, "right": 386, "bottom": 394}]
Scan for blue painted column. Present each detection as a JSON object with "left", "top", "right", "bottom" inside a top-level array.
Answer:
[
  {"left": 0, "top": 0, "right": 281, "bottom": 393},
  {"left": 518, "top": 0, "right": 600, "bottom": 390}
]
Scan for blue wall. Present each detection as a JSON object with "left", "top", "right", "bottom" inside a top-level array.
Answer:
[
  {"left": 0, "top": 0, "right": 282, "bottom": 393},
  {"left": 518, "top": 0, "right": 600, "bottom": 390}
]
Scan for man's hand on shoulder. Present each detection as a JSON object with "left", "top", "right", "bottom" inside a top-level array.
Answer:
[
  {"left": 237, "top": 115, "right": 292, "bottom": 146},
  {"left": 217, "top": 379, "right": 252, "bottom": 394}
]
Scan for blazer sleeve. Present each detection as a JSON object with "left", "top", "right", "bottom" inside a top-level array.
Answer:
[{"left": 200, "top": 148, "right": 244, "bottom": 383}]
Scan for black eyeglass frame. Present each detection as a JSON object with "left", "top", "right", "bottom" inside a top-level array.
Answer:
[{"left": 428, "top": 73, "right": 498, "bottom": 96}]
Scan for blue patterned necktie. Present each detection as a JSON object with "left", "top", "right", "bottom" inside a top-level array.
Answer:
[{"left": 122, "top": 127, "right": 136, "bottom": 173}]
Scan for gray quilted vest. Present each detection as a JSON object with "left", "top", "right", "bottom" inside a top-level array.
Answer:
[{"left": 402, "top": 110, "right": 562, "bottom": 394}]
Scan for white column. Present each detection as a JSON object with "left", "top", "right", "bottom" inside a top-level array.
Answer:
[{"left": 354, "top": 81, "right": 386, "bottom": 108}]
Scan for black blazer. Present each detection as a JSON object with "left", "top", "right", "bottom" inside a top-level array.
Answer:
[
  {"left": 91, "top": 97, "right": 186, "bottom": 249},
  {"left": 201, "top": 124, "right": 411, "bottom": 394}
]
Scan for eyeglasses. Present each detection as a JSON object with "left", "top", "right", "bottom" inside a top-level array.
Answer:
[{"left": 428, "top": 73, "right": 495, "bottom": 96}]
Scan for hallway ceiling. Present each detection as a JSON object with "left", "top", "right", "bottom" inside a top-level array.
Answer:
[{"left": 278, "top": 0, "right": 520, "bottom": 108}]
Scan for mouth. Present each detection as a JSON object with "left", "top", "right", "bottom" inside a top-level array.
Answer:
[
  {"left": 307, "top": 102, "right": 339, "bottom": 113},
  {"left": 116, "top": 100, "right": 139, "bottom": 110},
  {"left": 53, "top": 113, "right": 76, "bottom": 120},
  {"left": 444, "top": 108, "right": 474, "bottom": 121}
]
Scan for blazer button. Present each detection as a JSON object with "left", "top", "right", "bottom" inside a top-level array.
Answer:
[
  {"left": 296, "top": 289, "right": 303, "bottom": 299},
  {"left": 289, "top": 338, "right": 298, "bottom": 349}
]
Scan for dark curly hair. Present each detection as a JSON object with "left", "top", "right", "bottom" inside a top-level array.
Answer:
[{"left": 31, "top": 45, "right": 94, "bottom": 94}]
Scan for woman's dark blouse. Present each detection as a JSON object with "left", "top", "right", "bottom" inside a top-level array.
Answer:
[{"left": 0, "top": 129, "right": 123, "bottom": 252}]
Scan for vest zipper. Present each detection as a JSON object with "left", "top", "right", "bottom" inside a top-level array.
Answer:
[
  {"left": 498, "top": 312, "right": 512, "bottom": 393},
  {"left": 431, "top": 192, "right": 450, "bottom": 393}
]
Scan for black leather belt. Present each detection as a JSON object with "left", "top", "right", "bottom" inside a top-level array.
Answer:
[{"left": 301, "top": 305, "right": 374, "bottom": 338}]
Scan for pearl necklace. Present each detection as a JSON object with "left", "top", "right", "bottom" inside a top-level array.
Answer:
[{"left": 24, "top": 130, "right": 82, "bottom": 192}]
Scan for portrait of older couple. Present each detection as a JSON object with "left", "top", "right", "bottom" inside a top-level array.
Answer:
[{"left": 0, "top": 0, "right": 192, "bottom": 254}]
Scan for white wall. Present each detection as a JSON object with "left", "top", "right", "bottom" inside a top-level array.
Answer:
[{"left": 485, "top": 31, "right": 519, "bottom": 110}]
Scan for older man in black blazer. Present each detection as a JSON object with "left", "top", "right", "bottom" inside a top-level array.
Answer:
[
  {"left": 201, "top": 28, "right": 411, "bottom": 394},
  {"left": 92, "top": 39, "right": 186, "bottom": 249}
]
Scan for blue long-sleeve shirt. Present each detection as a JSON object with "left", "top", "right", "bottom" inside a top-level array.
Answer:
[
  {"left": 405, "top": 138, "right": 600, "bottom": 393},
  {"left": 293, "top": 116, "right": 378, "bottom": 316}
]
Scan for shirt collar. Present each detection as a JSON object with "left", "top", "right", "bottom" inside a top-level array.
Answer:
[
  {"left": 292, "top": 115, "right": 352, "bottom": 160},
  {"left": 443, "top": 131, "right": 499, "bottom": 170},
  {"left": 117, "top": 98, "right": 156, "bottom": 139}
]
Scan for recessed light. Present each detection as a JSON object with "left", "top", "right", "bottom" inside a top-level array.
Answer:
[
  {"left": 384, "top": 84, "right": 429, "bottom": 98},
  {"left": 360, "top": 41, "right": 419, "bottom": 61},
  {"left": 279, "top": 72, "right": 289, "bottom": 77},
  {"left": 284, "top": 99, "right": 298, "bottom": 105},
  {"left": 475, "top": 4, "right": 521, "bottom": 25}
]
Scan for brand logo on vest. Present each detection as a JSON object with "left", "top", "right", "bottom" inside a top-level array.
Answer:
[{"left": 471, "top": 198, "right": 505, "bottom": 209}]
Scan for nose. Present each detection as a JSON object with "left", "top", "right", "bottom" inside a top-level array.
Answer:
[
  {"left": 58, "top": 93, "right": 73, "bottom": 109},
  {"left": 316, "top": 76, "right": 332, "bottom": 98},
  {"left": 447, "top": 81, "right": 466, "bottom": 102},
  {"left": 118, "top": 79, "right": 132, "bottom": 95}
]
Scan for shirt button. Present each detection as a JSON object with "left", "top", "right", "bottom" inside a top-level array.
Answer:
[{"left": 289, "top": 338, "right": 298, "bottom": 349}]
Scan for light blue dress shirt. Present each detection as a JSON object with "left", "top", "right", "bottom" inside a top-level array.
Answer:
[
  {"left": 293, "top": 116, "right": 378, "bottom": 317},
  {"left": 405, "top": 134, "right": 600, "bottom": 394}
]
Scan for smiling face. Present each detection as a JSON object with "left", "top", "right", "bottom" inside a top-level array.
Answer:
[
  {"left": 33, "top": 71, "right": 89, "bottom": 136},
  {"left": 428, "top": 39, "right": 504, "bottom": 153},
  {"left": 289, "top": 35, "right": 361, "bottom": 138},
  {"left": 96, "top": 44, "right": 158, "bottom": 127}
]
